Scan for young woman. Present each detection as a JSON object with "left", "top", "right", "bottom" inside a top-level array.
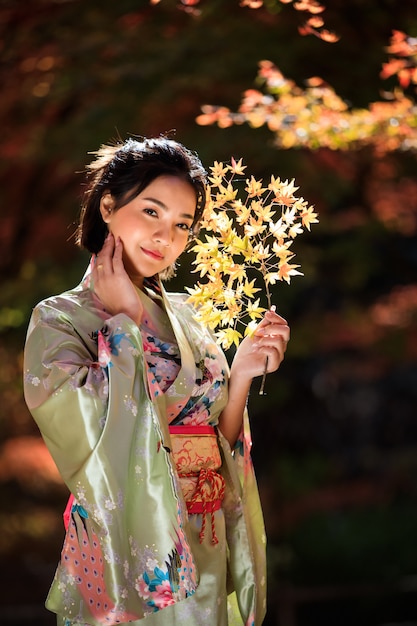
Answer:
[{"left": 23, "top": 136, "right": 289, "bottom": 626}]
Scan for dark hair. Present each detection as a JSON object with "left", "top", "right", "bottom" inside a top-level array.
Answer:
[{"left": 76, "top": 137, "right": 207, "bottom": 266}]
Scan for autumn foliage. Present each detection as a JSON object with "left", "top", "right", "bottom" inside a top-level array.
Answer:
[
  {"left": 187, "top": 159, "right": 318, "bottom": 348},
  {"left": 197, "top": 31, "right": 417, "bottom": 153}
]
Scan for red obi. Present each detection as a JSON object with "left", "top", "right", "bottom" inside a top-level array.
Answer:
[{"left": 169, "top": 425, "right": 225, "bottom": 544}]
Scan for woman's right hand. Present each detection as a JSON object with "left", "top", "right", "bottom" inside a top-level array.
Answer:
[{"left": 92, "top": 233, "right": 143, "bottom": 325}]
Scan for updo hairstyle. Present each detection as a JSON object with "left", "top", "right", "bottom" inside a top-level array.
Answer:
[{"left": 76, "top": 137, "right": 208, "bottom": 263}]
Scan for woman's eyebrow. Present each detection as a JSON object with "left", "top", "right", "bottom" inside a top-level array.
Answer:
[{"left": 143, "top": 196, "right": 195, "bottom": 220}]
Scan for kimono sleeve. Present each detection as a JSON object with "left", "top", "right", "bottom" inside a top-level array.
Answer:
[
  {"left": 23, "top": 302, "right": 145, "bottom": 484},
  {"left": 218, "top": 410, "right": 267, "bottom": 626}
]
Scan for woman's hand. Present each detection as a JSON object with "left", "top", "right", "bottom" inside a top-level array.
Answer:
[
  {"left": 218, "top": 308, "right": 289, "bottom": 447},
  {"left": 230, "top": 308, "right": 290, "bottom": 382},
  {"left": 92, "top": 234, "right": 143, "bottom": 325}
]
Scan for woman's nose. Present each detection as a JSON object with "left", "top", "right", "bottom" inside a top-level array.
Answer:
[{"left": 153, "top": 223, "right": 172, "bottom": 246}]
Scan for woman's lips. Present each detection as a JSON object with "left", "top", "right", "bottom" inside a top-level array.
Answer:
[{"left": 141, "top": 247, "right": 164, "bottom": 260}]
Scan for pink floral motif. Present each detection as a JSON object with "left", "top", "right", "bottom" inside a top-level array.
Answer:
[
  {"left": 134, "top": 576, "right": 151, "bottom": 600},
  {"left": 152, "top": 580, "right": 176, "bottom": 609},
  {"left": 142, "top": 338, "right": 154, "bottom": 353},
  {"left": 137, "top": 565, "right": 179, "bottom": 612},
  {"left": 203, "top": 355, "right": 223, "bottom": 383},
  {"left": 97, "top": 331, "right": 112, "bottom": 368},
  {"left": 182, "top": 407, "right": 210, "bottom": 426}
]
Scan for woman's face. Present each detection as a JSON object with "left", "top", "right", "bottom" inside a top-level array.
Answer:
[{"left": 100, "top": 175, "right": 196, "bottom": 286}]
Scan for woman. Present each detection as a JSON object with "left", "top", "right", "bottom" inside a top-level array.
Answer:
[{"left": 23, "top": 136, "right": 289, "bottom": 626}]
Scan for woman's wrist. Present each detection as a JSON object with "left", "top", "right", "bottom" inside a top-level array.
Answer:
[{"left": 229, "top": 361, "right": 254, "bottom": 386}]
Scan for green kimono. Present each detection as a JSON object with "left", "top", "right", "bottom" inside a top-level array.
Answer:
[{"left": 23, "top": 264, "right": 266, "bottom": 626}]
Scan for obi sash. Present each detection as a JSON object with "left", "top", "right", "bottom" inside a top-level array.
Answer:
[{"left": 169, "top": 425, "right": 225, "bottom": 545}]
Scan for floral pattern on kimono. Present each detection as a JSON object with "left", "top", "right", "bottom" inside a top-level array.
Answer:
[{"left": 23, "top": 262, "right": 267, "bottom": 626}]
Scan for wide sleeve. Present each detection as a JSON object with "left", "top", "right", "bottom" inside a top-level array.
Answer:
[
  {"left": 23, "top": 301, "right": 146, "bottom": 484},
  {"left": 218, "top": 410, "right": 267, "bottom": 626},
  {"left": 23, "top": 298, "right": 199, "bottom": 624}
]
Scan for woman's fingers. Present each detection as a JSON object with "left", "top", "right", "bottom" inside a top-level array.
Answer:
[
  {"left": 255, "top": 322, "right": 290, "bottom": 344},
  {"left": 256, "top": 308, "right": 287, "bottom": 329},
  {"left": 251, "top": 308, "right": 290, "bottom": 373},
  {"left": 95, "top": 233, "right": 115, "bottom": 272},
  {"left": 91, "top": 235, "right": 142, "bottom": 325},
  {"left": 111, "top": 236, "right": 125, "bottom": 272}
]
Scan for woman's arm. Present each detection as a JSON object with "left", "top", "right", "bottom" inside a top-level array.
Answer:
[
  {"left": 218, "top": 309, "right": 290, "bottom": 447},
  {"left": 23, "top": 299, "right": 144, "bottom": 483}
]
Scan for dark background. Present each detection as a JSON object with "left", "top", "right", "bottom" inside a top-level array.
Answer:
[{"left": 1, "top": 1, "right": 417, "bottom": 624}]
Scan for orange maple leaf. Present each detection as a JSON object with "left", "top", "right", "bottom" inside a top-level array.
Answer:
[
  {"left": 380, "top": 59, "right": 407, "bottom": 80},
  {"left": 294, "top": 0, "right": 325, "bottom": 14},
  {"left": 240, "top": 0, "right": 264, "bottom": 7},
  {"left": 319, "top": 29, "right": 340, "bottom": 43},
  {"left": 307, "top": 16, "right": 324, "bottom": 28}
]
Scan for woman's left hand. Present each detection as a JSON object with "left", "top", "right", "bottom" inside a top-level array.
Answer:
[
  {"left": 230, "top": 308, "right": 290, "bottom": 382},
  {"left": 219, "top": 308, "right": 290, "bottom": 445}
]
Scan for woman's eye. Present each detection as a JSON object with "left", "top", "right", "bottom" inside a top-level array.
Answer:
[
  {"left": 177, "top": 223, "right": 191, "bottom": 231},
  {"left": 144, "top": 208, "right": 158, "bottom": 217}
]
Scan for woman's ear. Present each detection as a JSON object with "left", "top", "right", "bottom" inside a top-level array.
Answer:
[{"left": 99, "top": 192, "right": 115, "bottom": 224}]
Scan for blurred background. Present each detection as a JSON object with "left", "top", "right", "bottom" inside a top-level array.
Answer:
[{"left": 1, "top": 0, "right": 417, "bottom": 624}]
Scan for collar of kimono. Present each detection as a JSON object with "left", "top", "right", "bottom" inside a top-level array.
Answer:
[{"left": 152, "top": 277, "right": 196, "bottom": 384}]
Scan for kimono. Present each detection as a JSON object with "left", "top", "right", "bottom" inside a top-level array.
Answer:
[{"left": 23, "top": 264, "right": 266, "bottom": 626}]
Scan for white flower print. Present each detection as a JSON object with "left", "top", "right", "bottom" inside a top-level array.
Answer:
[
  {"left": 124, "top": 396, "right": 138, "bottom": 416},
  {"left": 25, "top": 372, "right": 40, "bottom": 386}
]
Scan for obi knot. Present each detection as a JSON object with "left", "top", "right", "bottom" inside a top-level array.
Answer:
[
  {"left": 169, "top": 424, "right": 225, "bottom": 545},
  {"left": 185, "top": 467, "right": 225, "bottom": 545}
]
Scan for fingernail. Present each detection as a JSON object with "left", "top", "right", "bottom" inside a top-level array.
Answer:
[{"left": 270, "top": 305, "right": 276, "bottom": 312}]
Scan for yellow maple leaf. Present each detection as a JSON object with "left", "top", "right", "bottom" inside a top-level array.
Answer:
[
  {"left": 235, "top": 203, "right": 252, "bottom": 225},
  {"left": 208, "top": 175, "right": 223, "bottom": 188},
  {"left": 207, "top": 273, "right": 227, "bottom": 291},
  {"left": 264, "top": 272, "right": 280, "bottom": 285},
  {"left": 230, "top": 157, "right": 247, "bottom": 175},
  {"left": 249, "top": 242, "right": 271, "bottom": 263},
  {"left": 300, "top": 205, "right": 319, "bottom": 230},
  {"left": 214, "top": 213, "right": 234, "bottom": 237},
  {"left": 244, "top": 319, "right": 259, "bottom": 337},
  {"left": 226, "top": 233, "right": 248, "bottom": 255},
  {"left": 215, "top": 328, "right": 243, "bottom": 350},
  {"left": 282, "top": 206, "right": 297, "bottom": 225},
  {"left": 247, "top": 298, "right": 266, "bottom": 320},
  {"left": 272, "top": 240, "right": 294, "bottom": 260},
  {"left": 272, "top": 179, "right": 299, "bottom": 206},
  {"left": 244, "top": 218, "right": 267, "bottom": 238},
  {"left": 268, "top": 174, "right": 284, "bottom": 195},
  {"left": 222, "top": 301, "right": 243, "bottom": 326},
  {"left": 193, "top": 261, "right": 212, "bottom": 278},
  {"left": 250, "top": 199, "right": 276, "bottom": 223},
  {"left": 278, "top": 262, "right": 303, "bottom": 284},
  {"left": 210, "top": 161, "right": 228, "bottom": 178},
  {"left": 192, "top": 234, "right": 219, "bottom": 253},
  {"left": 288, "top": 223, "right": 304, "bottom": 238},
  {"left": 269, "top": 218, "right": 289, "bottom": 239},
  {"left": 243, "top": 278, "right": 261, "bottom": 298},
  {"left": 197, "top": 308, "right": 223, "bottom": 330},
  {"left": 215, "top": 183, "right": 238, "bottom": 204},
  {"left": 224, "top": 263, "right": 247, "bottom": 283},
  {"left": 245, "top": 175, "right": 267, "bottom": 197}
]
